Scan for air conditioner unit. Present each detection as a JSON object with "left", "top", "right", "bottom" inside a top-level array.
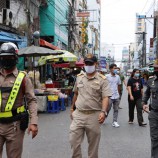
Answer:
[{"left": 2, "top": 8, "right": 13, "bottom": 27}]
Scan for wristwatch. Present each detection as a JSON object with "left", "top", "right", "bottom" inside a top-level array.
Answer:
[{"left": 101, "top": 110, "right": 108, "bottom": 117}]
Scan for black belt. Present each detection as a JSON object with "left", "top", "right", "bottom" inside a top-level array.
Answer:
[{"left": 0, "top": 111, "right": 28, "bottom": 124}]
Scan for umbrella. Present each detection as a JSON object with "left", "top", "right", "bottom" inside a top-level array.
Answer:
[
  {"left": 18, "top": 45, "right": 63, "bottom": 87},
  {"left": 18, "top": 45, "right": 63, "bottom": 57},
  {"left": 52, "top": 50, "right": 77, "bottom": 62},
  {"left": 38, "top": 50, "right": 77, "bottom": 66}
]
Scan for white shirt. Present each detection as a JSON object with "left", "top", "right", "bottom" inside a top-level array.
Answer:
[{"left": 106, "top": 73, "right": 121, "bottom": 99}]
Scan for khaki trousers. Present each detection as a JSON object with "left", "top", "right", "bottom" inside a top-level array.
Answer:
[
  {"left": 0, "top": 121, "right": 25, "bottom": 158},
  {"left": 69, "top": 109, "right": 101, "bottom": 158}
]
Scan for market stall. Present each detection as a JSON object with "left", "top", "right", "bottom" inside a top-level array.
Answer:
[
  {"left": 18, "top": 46, "right": 67, "bottom": 112},
  {"left": 36, "top": 50, "right": 82, "bottom": 112}
]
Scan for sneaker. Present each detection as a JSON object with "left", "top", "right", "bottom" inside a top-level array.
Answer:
[
  {"left": 112, "top": 122, "right": 120, "bottom": 128},
  {"left": 128, "top": 121, "right": 133, "bottom": 124},
  {"left": 139, "top": 122, "right": 147, "bottom": 127}
]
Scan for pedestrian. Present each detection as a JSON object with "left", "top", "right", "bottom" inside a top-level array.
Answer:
[
  {"left": 127, "top": 68, "right": 146, "bottom": 126},
  {"left": 69, "top": 53, "right": 112, "bottom": 158},
  {"left": 106, "top": 64, "right": 121, "bottom": 127},
  {"left": 142, "top": 59, "right": 158, "bottom": 158},
  {"left": 141, "top": 73, "right": 149, "bottom": 86},
  {"left": 116, "top": 67, "right": 127, "bottom": 109},
  {"left": 0, "top": 42, "right": 38, "bottom": 158}
]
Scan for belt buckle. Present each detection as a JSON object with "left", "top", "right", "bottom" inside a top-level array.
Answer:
[{"left": 84, "top": 110, "right": 94, "bottom": 114}]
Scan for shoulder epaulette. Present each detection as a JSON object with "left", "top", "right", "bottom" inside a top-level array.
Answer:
[
  {"left": 20, "top": 71, "right": 27, "bottom": 75},
  {"left": 77, "top": 73, "right": 84, "bottom": 77},
  {"left": 99, "top": 73, "right": 106, "bottom": 79}
]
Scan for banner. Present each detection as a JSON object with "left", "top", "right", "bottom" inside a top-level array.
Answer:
[{"left": 99, "top": 56, "right": 106, "bottom": 69}]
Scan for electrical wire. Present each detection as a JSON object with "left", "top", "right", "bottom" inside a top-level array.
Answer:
[
  {"left": 146, "top": 0, "right": 155, "bottom": 15},
  {"left": 40, "top": 9, "right": 60, "bottom": 26},
  {"left": 33, "top": 1, "right": 67, "bottom": 28},
  {"left": 58, "top": 0, "right": 69, "bottom": 10},
  {"left": 48, "top": 1, "right": 67, "bottom": 19},
  {"left": 140, "top": 0, "right": 150, "bottom": 14},
  {"left": 146, "top": 18, "right": 154, "bottom": 25}
]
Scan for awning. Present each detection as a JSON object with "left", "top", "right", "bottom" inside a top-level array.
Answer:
[
  {"left": 52, "top": 63, "right": 84, "bottom": 68},
  {"left": 40, "top": 39, "right": 60, "bottom": 50},
  {"left": 0, "top": 31, "right": 26, "bottom": 42},
  {"left": 0, "top": 34, "right": 24, "bottom": 42},
  {"left": 52, "top": 59, "right": 84, "bottom": 68}
]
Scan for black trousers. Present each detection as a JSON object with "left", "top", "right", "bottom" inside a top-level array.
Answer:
[
  {"left": 128, "top": 97, "right": 144, "bottom": 123},
  {"left": 149, "top": 110, "right": 158, "bottom": 158}
]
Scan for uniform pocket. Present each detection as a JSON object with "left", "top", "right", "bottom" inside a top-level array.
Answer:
[
  {"left": 152, "top": 90, "right": 157, "bottom": 99},
  {"left": 90, "top": 84, "right": 100, "bottom": 96},
  {"left": 77, "top": 84, "right": 84, "bottom": 93}
]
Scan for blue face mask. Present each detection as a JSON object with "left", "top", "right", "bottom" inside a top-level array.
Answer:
[
  {"left": 113, "top": 70, "right": 117, "bottom": 74},
  {"left": 134, "top": 74, "right": 140, "bottom": 78}
]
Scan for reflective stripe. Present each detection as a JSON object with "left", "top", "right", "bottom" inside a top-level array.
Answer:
[
  {"left": 0, "top": 105, "right": 25, "bottom": 118},
  {"left": 17, "top": 105, "right": 25, "bottom": 113},
  {"left": 5, "top": 72, "right": 25, "bottom": 112}
]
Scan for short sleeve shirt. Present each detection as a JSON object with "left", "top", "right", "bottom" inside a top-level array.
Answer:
[
  {"left": 106, "top": 74, "right": 121, "bottom": 99},
  {"left": 127, "top": 77, "right": 143, "bottom": 99},
  {"left": 74, "top": 72, "right": 112, "bottom": 111},
  {"left": 0, "top": 68, "right": 38, "bottom": 124}
]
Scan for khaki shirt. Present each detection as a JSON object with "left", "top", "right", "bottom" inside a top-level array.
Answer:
[
  {"left": 74, "top": 72, "right": 112, "bottom": 111},
  {"left": 0, "top": 68, "right": 38, "bottom": 125}
]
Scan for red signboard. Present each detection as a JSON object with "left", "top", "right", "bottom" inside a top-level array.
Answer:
[
  {"left": 150, "top": 38, "right": 154, "bottom": 48},
  {"left": 77, "top": 12, "right": 90, "bottom": 17}
]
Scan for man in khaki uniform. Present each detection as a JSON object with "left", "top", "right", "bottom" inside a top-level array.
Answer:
[
  {"left": 0, "top": 42, "right": 38, "bottom": 158},
  {"left": 70, "top": 53, "right": 112, "bottom": 158}
]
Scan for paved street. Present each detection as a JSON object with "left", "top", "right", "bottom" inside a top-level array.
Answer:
[{"left": 3, "top": 88, "right": 150, "bottom": 158}]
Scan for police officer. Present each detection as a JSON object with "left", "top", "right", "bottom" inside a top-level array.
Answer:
[
  {"left": 142, "top": 59, "right": 158, "bottom": 158},
  {"left": 0, "top": 42, "right": 38, "bottom": 158},
  {"left": 69, "top": 53, "right": 112, "bottom": 158}
]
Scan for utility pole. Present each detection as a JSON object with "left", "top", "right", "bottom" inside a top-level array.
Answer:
[
  {"left": 136, "top": 15, "right": 153, "bottom": 67},
  {"left": 142, "top": 31, "right": 146, "bottom": 67},
  {"left": 156, "top": 13, "right": 158, "bottom": 58},
  {"left": 128, "top": 45, "right": 131, "bottom": 69},
  {"left": 135, "top": 32, "right": 146, "bottom": 67}
]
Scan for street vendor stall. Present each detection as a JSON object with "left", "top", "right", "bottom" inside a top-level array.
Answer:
[
  {"left": 36, "top": 50, "right": 83, "bottom": 111},
  {"left": 18, "top": 46, "right": 66, "bottom": 112}
]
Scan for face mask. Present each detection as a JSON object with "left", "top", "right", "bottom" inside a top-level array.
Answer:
[
  {"left": 113, "top": 70, "right": 117, "bottom": 74},
  {"left": 134, "top": 74, "right": 140, "bottom": 78},
  {"left": 116, "top": 70, "right": 120, "bottom": 74},
  {"left": 84, "top": 65, "right": 95, "bottom": 74},
  {"left": 0, "top": 59, "right": 17, "bottom": 70}
]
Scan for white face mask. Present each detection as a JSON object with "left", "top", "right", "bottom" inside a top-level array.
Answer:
[
  {"left": 117, "top": 71, "right": 120, "bottom": 74},
  {"left": 84, "top": 65, "right": 96, "bottom": 74}
]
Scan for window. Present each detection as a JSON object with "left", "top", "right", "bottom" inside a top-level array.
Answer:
[
  {"left": 0, "top": 0, "right": 6, "bottom": 11},
  {"left": 137, "top": 28, "right": 142, "bottom": 31},
  {"left": 6, "top": 0, "right": 10, "bottom": 9}
]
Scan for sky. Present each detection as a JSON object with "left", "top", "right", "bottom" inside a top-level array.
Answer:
[{"left": 101, "top": 0, "right": 154, "bottom": 59}]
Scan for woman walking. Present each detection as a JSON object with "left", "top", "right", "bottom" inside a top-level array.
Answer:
[{"left": 127, "top": 69, "right": 147, "bottom": 126}]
